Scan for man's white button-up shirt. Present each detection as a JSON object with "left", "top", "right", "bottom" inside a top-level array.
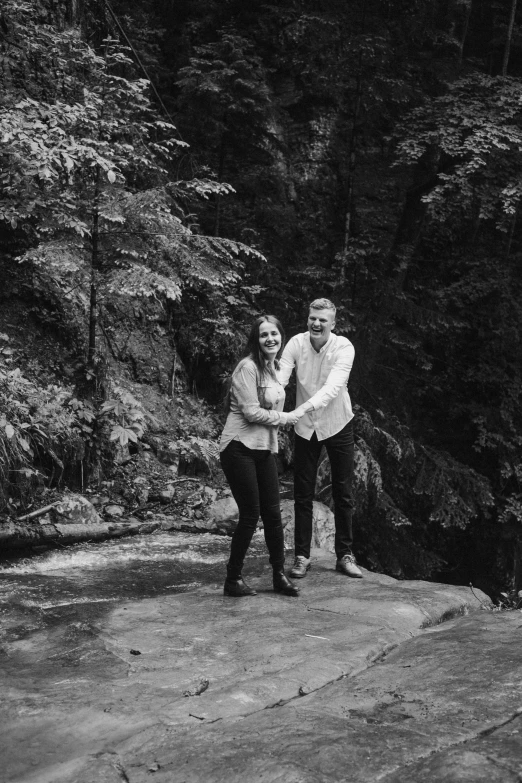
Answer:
[{"left": 279, "top": 332, "right": 355, "bottom": 441}]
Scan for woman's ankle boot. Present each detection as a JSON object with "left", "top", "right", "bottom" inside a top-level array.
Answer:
[
  {"left": 273, "top": 569, "right": 299, "bottom": 597},
  {"left": 223, "top": 576, "right": 257, "bottom": 597}
]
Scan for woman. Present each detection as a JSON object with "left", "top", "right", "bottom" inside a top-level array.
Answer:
[{"left": 220, "top": 315, "right": 304, "bottom": 598}]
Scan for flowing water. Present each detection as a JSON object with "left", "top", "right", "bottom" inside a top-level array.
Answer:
[{"left": 0, "top": 530, "right": 268, "bottom": 650}]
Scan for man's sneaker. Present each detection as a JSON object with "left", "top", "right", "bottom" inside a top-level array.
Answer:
[
  {"left": 289, "top": 555, "right": 311, "bottom": 578},
  {"left": 336, "top": 554, "right": 363, "bottom": 578}
]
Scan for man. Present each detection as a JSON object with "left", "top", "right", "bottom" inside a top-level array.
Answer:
[{"left": 279, "top": 298, "right": 362, "bottom": 579}]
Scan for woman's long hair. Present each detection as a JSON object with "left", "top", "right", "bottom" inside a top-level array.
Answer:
[{"left": 223, "top": 315, "right": 285, "bottom": 414}]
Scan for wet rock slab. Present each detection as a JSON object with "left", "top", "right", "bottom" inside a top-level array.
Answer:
[
  {"left": 2, "top": 551, "right": 520, "bottom": 783},
  {"left": 100, "top": 613, "right": 522, "bottom": 783}
]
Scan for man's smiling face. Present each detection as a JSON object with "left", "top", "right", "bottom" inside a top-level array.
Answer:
[{"left": 307, "top": 308, "right": 335, "bottom": 348}]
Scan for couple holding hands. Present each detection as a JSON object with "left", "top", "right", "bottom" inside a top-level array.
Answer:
[{"left": 219, "top": 297, "right": 362, "bottom": 598}]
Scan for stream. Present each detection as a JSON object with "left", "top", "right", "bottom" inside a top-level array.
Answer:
[{"left": 0, "top": 530, "right": 268, "bottom": 661}]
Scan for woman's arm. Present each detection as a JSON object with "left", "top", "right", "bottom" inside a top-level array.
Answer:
[{"left": 233, "top": 362, "right": 287, "bottom": 426}]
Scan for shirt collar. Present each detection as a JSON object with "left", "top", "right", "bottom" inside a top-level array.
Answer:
[{"left": 307, "top": 332, "right": 334, "bottom": 354}]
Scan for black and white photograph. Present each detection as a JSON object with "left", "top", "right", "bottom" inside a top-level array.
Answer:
[{"left": 1, "top": 0, "right": 521, "bottom": 780}]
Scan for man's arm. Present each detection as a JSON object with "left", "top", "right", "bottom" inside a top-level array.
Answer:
[
  {"left": 278, "top": 336, "right": 298, "bottom": 387},
  {"left": 305, "top": 342, "right": 354, "bottom": 410}
]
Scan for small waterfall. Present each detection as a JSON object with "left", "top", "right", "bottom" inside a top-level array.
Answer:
[
  {"left": 0, "top": 529, "right": 267, "bottom": 609},
  {"left": 0, "top": 532, "right": 232, "bottom": 575}
]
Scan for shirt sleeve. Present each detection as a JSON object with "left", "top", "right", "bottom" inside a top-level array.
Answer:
[
  {"left": 233, "top": 362, "right": 287, "bottom": 426},
  {"left": 278, "top": 338, "right": 298, "bottom": 388},
  {"left": 307, "top": 342, "right": 355, "bottom": 410}
]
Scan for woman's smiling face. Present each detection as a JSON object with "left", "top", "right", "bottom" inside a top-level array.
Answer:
[{"left": 258, "top": 321, "right": 282, "bottom": 360}]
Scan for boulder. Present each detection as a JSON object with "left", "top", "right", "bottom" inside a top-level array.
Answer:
[
  {"left": 206, "top": 495, "right": 239, "bottom": 535},
  {"left": 281, "top": 499, "right": 335, "bottom": 553},
  {"left": 168, "top": 460, "right": 180, "bottom": 475},
  {"left": 156, "top": 440, "right": 180, "bottom": 465},
  {"left": 203, "top": 486, "right": 218, "bottom": 503},
  {"left": 208, "top": 496, "right": 239, "bottom": 524},
  {"left": 135, "top": 487, "right": 149, "bottom": 506},
  {"left": 104, "top": 504, "right": 125, "bottom": 517},
  {"left": 159, "top": 487, "right": 175, "bottom": 504},
  {"left": 50, "top": 493, "right": 101, "bottom": 526}
]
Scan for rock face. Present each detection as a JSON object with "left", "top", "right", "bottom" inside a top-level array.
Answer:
[
  {"left": 4, "top": 548, "right": 517, "bottom": 783},
  {"left": 116, "top": 610, "right": 521, "bottom": 783}
]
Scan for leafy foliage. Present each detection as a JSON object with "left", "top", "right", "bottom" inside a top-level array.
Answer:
[
  {"left": 176, "top": 32, "right": 272, "bottom": 167},
  {"left": 0, "top": 0, "right": 266, "bottom": 497},
  {"left": 0, "top": 363, "right": 84, "bottom": 512},
  {"left": 395, "top": 73, "right": 522, "bottom": 229},
  {"left": 315, "top": 405, "right": 494, "bottom": 579},
  {"left": 0, "top": 1, "right": 264, "bottom": 361}
]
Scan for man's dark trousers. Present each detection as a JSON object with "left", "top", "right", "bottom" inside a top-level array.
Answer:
[{"left": 293, "top": 420, "right": 354, "bottom": 559}]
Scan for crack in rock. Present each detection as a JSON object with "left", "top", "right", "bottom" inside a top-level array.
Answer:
[
  {"left": 477, "top": 708, "right": 522, "bottom": 738},
  {"left": 375, "top": 710, "right": 522, "bottom": 781},
  {"left": 112, "top": 759, "right": 131, "bottom": 783}
]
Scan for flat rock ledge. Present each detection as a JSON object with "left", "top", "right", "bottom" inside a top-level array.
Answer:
[{"left": 2, "top": 550, "right": 518, "bottom": 783}]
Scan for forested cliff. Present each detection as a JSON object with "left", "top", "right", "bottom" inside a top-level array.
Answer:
[{"left": 1, "top": 0, "right": 521, "bottom": 598}]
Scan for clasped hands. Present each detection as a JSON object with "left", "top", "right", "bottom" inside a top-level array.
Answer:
[{"left": 285, "top": 403, "right": 312, "bottom": 426}]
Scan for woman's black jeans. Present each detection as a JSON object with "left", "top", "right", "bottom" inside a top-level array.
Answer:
[
  {"left": 220, "top": 440, "right": 284, "bottom": 580},
  {"left": 294, "top": 420, "right": 354, "bottom": 560}
]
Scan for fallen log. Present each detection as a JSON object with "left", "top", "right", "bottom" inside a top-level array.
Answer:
[
  {"left": 0, "top": 518, "right": 163, "bottom": 550},
  {"left": 17, "top": 503, "right": 60, "bottom": 522}
]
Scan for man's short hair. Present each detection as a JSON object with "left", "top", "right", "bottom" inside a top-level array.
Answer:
[{"left": 309, "top": 298, "right": 336, "bottom": 314}]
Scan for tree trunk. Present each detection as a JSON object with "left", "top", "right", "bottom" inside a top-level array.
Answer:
[
  {"left": 88, "top": 167, "right": 101, "bottom": 367},
  {"left": 362, "top": 144, "right": 441, "bottom": 374},
  {"left": 459, "top": 0, "right": 473, "bottom": 65},
  {"left": 504, "top": 207, "right": 517, "bottom": 261},
  {"left": 341, "top": 65, "right": 363, "bottom": 291},
  {"left": 343, "top": 80, "right": 362, "bottom": 253},
  {"left": 214, "top": 129, "right": 227, "bottom": 237},
  {"left": 88, "top": 273, "right": 97, "bottom": 366},
  {"left": 502, "top": 0, "right": 518, "bottom": 76},
  {"left": 390, "top": 145, "right": 441, "bottom": 286},
  {"left": 340, "top": 14, "right": 365, "bottom": 289},
  {"left": 68, "top": 0, "right": 81, "bottom": 26}
]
